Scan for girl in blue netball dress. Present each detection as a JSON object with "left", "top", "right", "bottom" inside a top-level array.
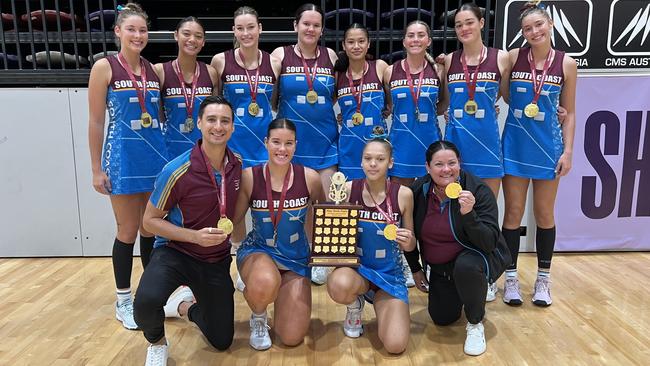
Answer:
[
  {"left": 88, "top": 3, "right": 167, "bottom": 330},
  {"left": 501, "top": 1, "right": 577, "bottom": 307},
  {"left": 212, "top": 6, "right": 280, "bottom": 169},
  {"left": 272, "top": 3, "right": 338, "bottom": 192},
  {"left": 157, "top": 17, "right": 218, "bottom": 160},
  {"left": 384, "top": 20, "right": 444, "bottom": 187},
  {"left": 272, "top": 3, "right": 338, "bottom": 285},
  {"left": 326, "top": 137, "right": 415, "bottom": 354},
  {"left": 233, "top": 119, "right": 323, "bottom": 351},
  {"left": 335, "top": 23, "right": 389, "bottom": 180},
  {"left": 443, "top": 3, "right": 511, "bottom": 198}
]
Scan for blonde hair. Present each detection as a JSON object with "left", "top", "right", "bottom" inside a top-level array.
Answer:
[
  {"left": 519, "top": 1, "right": 551, "bottom": 24},
  {"left": 115, "top": 2, "right": 148, "bottom": 27}
]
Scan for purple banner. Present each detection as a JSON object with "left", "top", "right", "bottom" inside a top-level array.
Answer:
[{"left": 556, "top": 75, "right": 650, "bottom": 251}]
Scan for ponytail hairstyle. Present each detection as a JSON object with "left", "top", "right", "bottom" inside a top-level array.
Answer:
[
  {"left": 519, "top": 1, "right": 551, "bottom": 24},
  {"left": 404, "top": 20, "right": 436, "bottom": 65},
  {"left": 425, "top": 140, "right": 461, "bottom": 164},
  {"left": 266, "top": 118, "right": 297, "bottom": 138},
  {"left": 114, "top": 3, "right": 148, "bottom": 48},
  {"left": 295, "top": 3, "right": 323, "bottom": 23},
  {"left": 115, "top": 2, "right": 148, "bottom": 27},
  {"left": 176, "top": 16, "right": 204, "bottom": 33},
  {"left": 456, "top": 2, "right": 484, "bottom": 22},
  {"left": 233, "top": 6, "right": 260, "bottom": 48},
  {"left": 334, "top": 23, "right": 370, "bottom": 72},
  {"left": 362, "top": 126, "right": 393, "bottom": 158}
]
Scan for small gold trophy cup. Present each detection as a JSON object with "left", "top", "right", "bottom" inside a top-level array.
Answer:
[{"left": 309, "top": 172, "right": 362, "bottom": 267}]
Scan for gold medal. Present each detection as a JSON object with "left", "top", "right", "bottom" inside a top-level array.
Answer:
[
  {"left": 217, "top": 217, "right": 234, "bottom": 235},
  {"left": 184, "top": 117, "right": 194, "bottom": 132},
  {"left": 445, "top": 182, "right": 462, "bottom": 199},
  {"left": 306, "top": 90, "right": 318, "bottom": 104},
  {"left": 141, "top": 112, "right": 153, "bottom": 128},
  {"left": 248, "top": 102, "right": 260, "bottom": 116},
  {"left": 351, "top": 112, "right": 364, "bottom": 126},
  {"left": 524, "top": 103, "right": 539, "bottom": 118},
  {"left": 464, "top": 100, "right": 478, "bottom": 115},
  {"left": 383, "top": 224, "right": 398, "bottom": 241}
]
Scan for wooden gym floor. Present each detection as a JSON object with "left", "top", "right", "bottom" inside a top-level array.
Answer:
[{"left": 1, "top": 253, "right": 649, "bottom": 365}]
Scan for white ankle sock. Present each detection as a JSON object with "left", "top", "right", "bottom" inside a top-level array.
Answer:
[{"left": 116, "top": 289, "right": 131, "bottom": 305}]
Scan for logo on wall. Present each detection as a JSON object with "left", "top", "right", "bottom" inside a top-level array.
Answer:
[
  {"left": 501, "top": 0, "right": 593, "bottom": 56},
  {"left": 607, "top": 0, "right": 650, "bottom": 56}
]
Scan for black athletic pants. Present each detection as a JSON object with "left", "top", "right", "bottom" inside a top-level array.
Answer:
[
  {"left": 427, "top": 250, "right": 487, "bottom": 325},
  {"left": 133, "top": 246, "right": 235, "bottom": 350}
]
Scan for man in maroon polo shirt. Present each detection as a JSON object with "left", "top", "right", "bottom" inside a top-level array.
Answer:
[{"left": 134, "top": 95, "right": 242, "bottom": 366}]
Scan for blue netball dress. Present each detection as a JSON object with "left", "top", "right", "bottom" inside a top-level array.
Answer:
[
  {"left": 277, "top": 45, "right": 337, "bottom": 169},
  {"left": 389, "top": 60, "right": 441, "bottom": 178},
  {"left": 104, "top": 55, "right": 168, "bottom": 194},
  {"left": 503, "top": 48, "right": 565, "bottom": 180},
  {"left": 336, "top": 60, "right": 387, "bottom": 179},
  {"left": 222, "top": 49, "right": 276, "bottom": 168},
  {"left": 237, "top": 164, "right": 312, "bottom": 278},
  {"left": 161, "top": 60, "right": 214, "bottom": 159},
  {"left": 349, "top": 179, "right": 408, "bottom": 304},
  {"left": 445, "top": 48, "right": 504, "bottom": 178}
]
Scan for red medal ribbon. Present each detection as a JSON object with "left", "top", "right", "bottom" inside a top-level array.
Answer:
[
  {"left": 347, "top": 61, "right": 368, "bottom": 114},
  {"left": 461, "top": 46, "right": 486, "bottom": 101},
  {"left": 172, "top": 59, "right": 199, "bottom": 120},
  {"left": 238, "top": 49, "right": 261, "bottom": 104},
  {"left": 403, "top": 58, "right": 427, "bottom": 113},
  {"left": 527, "top": 48, "right": 555, "bottom": 105},
  {"left": 297, "top": 45, "right": 320, "bottom": 93},
  {"left": 365, "top": 180, "right": 396, "bottom": 225},
  {"left": 264, "top": 163, "right": 292, "bottom": 236},
  {"left": 199, "top": 141, "right": 227, "bottom": 219},
  {"left": 118, "top": 53, "right": 148, "bottom": 116}
]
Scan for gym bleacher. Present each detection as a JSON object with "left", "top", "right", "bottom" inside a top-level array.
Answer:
[{"left": 0, "top": 0, "right": 495, "bottom": 86}]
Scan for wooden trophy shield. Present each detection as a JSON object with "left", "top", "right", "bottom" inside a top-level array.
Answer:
[{"left": 309, "top": 172, "right": 361, "bottom": 267}]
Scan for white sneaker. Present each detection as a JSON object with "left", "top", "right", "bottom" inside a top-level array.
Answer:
[
  {"left": 249, "top": 314, "right": 272, "bottom": 350},
  {"left": 464, "top": 322, "right": 486, "bottom": 356},
  {"left": 401, "top": 253, "right": 415, "bottom": 287},
  {"left": 145, "top": 340, "right": 169, "bottom": 366},
  {"left": 163, "top": 286, "right": 194, "bottom": 318},
  {"left": 343, "top": 296, "right": 364, "bottom": 338},
  {"left": 311, "top": 266, "right": 330, "bottom": 285},
  {"left": 116, "top": 299, "right": 138, "bottom": 330},
  {"left": 235, "top": 275, "right": 246, "bottom": 292},
  {"left": 486, "top": 282, "right": 498, "bottom": 302}
]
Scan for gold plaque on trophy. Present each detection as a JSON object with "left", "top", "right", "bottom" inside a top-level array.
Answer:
[{"left": 309, "top": 172, "right": 362, "bottom": 267}]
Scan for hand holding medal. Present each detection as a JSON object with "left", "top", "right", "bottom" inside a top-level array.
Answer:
[
  {"left": 446, "top": 182, "right": 475, "bottom": 215},
  {"left": 365, "top": 180, "right": 399, "bottom": 241}
]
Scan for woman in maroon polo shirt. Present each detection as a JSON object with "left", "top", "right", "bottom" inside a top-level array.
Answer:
[{"left": 404, "top": 140, "right": 510, "bottom": 356}]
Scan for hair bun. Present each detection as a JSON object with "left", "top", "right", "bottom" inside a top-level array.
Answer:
[{"left": 520, "top": 1, "right": 542, "bottom": 13}]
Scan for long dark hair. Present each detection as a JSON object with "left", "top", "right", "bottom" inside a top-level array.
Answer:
[
  {"left": 334, "top": 23, "right": 370, "bottom": 72},
  {"left": 425, "top": 140, "right": 461, "bottom": 164},
  {"left": 295, "top": 3, "right": 323, "bottom": 23},
  {"left": 267, "top": 118, "right": 297, "bottom": 138}
]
